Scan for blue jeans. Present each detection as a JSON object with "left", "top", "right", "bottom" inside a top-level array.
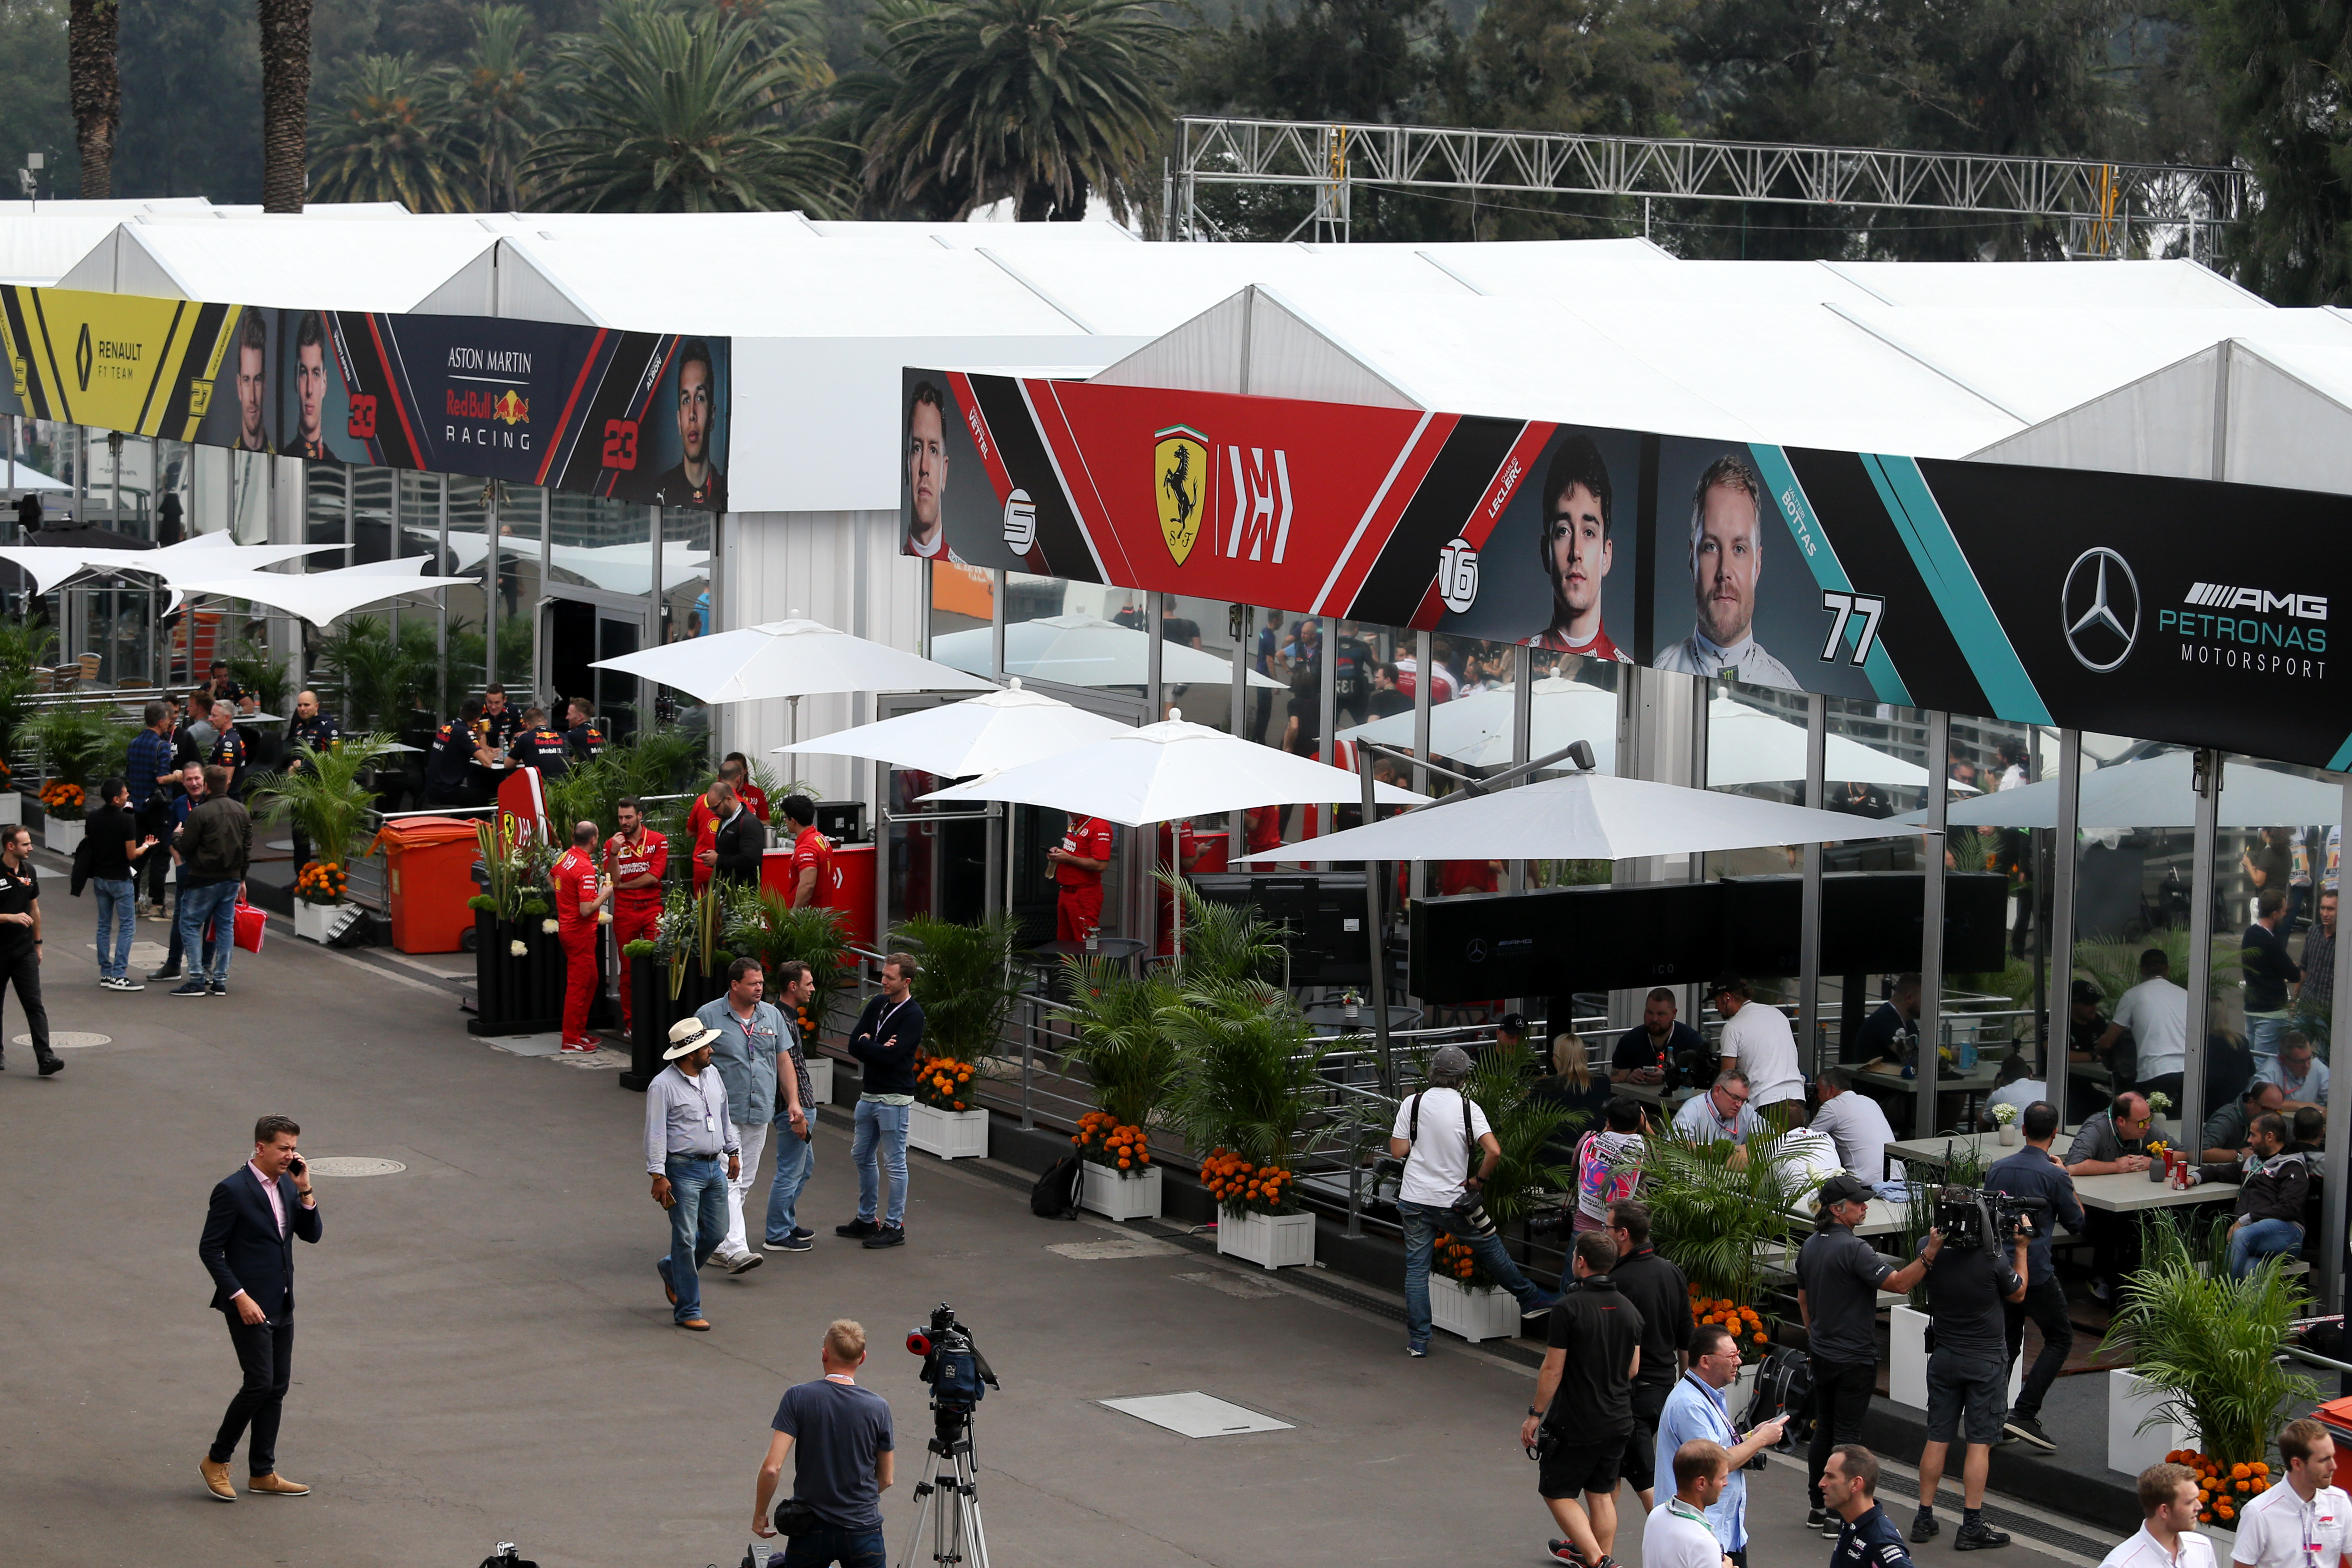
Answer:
[
  {"left": 2228, "top": 1216, "right": 2304, "bottom": 1280},
  {"left": 766, "top": 1126, "right": 815, "bottom": 1243},
  {"left": 656, "top": 1154, "right": 727, "bottom": 1322},
  {"left": 853, "top": 1098, "right": 910, "bottom": 1227},
  {"left": 92, "top": 877, "right": 135, "bottom": 979},
  {"left": 1397, "top": 1198, "right": 1551, "bottom": 1347},
  {"left": 176, "top": 880, "right": 239, "bottom": 984},
  {"left": 162, "top": 882, "right": 216, "bottom": 974},
  {"left": 779, "top": 1522, "right": 887, "bottom": 1568},
  {"left": 2250, "top": 1014, "right": 2293, "bottom": 1060}
]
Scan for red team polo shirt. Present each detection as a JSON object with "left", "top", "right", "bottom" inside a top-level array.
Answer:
[
  {"left": 608, "top": 828, "right": 668, "bottom": 906},
  {"left": 789, "top": 825, "right": 833, "bottom": 906},
  {"left": 552, "top": 847, "right": 601, "bottom": 932},
  {"left": 1055, "top": 818, "right": 1114, "bottom": 887}
]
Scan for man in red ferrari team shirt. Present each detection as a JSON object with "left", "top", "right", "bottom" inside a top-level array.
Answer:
[
  {"left": 606, "top": 797, "right": 668, "bottom": 1030},
  {"left": 1524, "top": 434, "right": 1632, "bottom": 662},
  {"left": 1438, "top": 858, "right": 1504, "bottom": 897},
  {"left": 1048, "top": 811, "right": 1113, "bottom": 942},
  {"left": 780, "top": 794, "right": 831, "bottom": 908},
  {"left": 722, "top": 754, "right": 769, "bottom": 823},
  {"left": 685, "top": 774, "right": 727, "bottom": 894},
  {"left": 552, "top": 820, "right": 605, "bottom": 1051}
]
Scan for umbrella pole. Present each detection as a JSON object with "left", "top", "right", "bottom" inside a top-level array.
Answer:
[{"left": 1357, "top": 748, "right": 1394, "bottom": 1096}]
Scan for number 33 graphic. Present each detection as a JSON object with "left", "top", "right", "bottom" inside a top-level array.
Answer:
[{"left": 1819, "top": 591, "right": 1886, "bottom": 666}]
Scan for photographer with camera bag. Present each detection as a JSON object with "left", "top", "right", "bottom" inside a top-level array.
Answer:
[
  {"left": 1798, "top": 1175, "right": 1936, "bottom": 1535},
  {"left": 1522, "top": 1231, "right": 1643, "bottom": 1568},
  {"left": 1907, "top": 1193, "right": 2031, "bottom": 1550},
  {"left": 1655, "top": 1323, "right": 1787, "bottom": 1567},
  {"left": 1390, "top": 1045, "right": 1560, "bottom": 1357},
  {"left": 752, "top": 1320, "right": 895, "bottom": 1568}
]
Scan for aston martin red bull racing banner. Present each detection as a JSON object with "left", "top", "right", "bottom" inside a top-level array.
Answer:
[
  {"left": 0, "top": 287, "right": 729, "bottom": 509},
  {"left": 906, "top": 367, "right": 2352, "bottom": 769}
]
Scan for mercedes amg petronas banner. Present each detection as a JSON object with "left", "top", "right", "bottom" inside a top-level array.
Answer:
[
  {"left": 0, "top": 287, "right": 730, "bottom": 510},
  {"left": 906, "top": 367, "right": 2350, "bottom": 769}
]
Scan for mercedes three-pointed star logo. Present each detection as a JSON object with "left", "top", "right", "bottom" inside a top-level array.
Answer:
[{"left": 2061, "top": 547, "right": 2139, "bottom": 673}]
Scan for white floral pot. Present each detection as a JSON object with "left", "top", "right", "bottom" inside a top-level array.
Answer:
[
  {"left": 907, "top": 1102, "right": 988, "bottom": 1160},
  {"left": 1216, "top": 1208, "right": 1316, "bottom": 1271},
  {"left": 2110, "top": 1370, "right": 2198, "bottom": 1475},
  {"left": 1431, "top": 1274, "right": 1522, "bottom": 1342},
  {"left": 42, "top": 815, "right": 81, "bottom": 855},
  {"left": 806, "top": 1055, "right": 833, "bottom": 1108},
  {"left": 293, "top": 898, "right": 358, "bottom": 945},
  {"left": 1081, "top": 1161, "right": 1162, "bottom": 1222},
  {"left": 0, "top": 792, "right": 21, "bottom": 826}
]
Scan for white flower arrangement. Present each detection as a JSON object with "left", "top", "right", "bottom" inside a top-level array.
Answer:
[
  {"left": 509, "top": 939, "right": 528, "bottom": 957},
  {"left": 597, "top": 910, "right": 612, "bottom": 924},
  {"left": 541, "top": 919, "right": 559, "bottom": 935},
  {"left": 2146, "top": 1091, "right": 2174, "bottom": 1116},
  {"left": 1990, "top": 1101, "right": 2018, "bottom": 1126}
]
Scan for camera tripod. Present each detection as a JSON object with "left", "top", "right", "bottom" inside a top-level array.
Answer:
[{"left": 895, "top": 1413, "right": 989, "bottom": 1568}]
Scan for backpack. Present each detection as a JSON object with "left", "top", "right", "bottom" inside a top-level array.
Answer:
[
  {"left": 1741, "top": 1344, "right": 1815, "bottom": 1447},
  {"left": 1031, "top": 1153, "right": 1082, "bottom": 1220}
]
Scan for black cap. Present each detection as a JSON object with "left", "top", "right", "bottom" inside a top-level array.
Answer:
[
  {"left": 1707, "top": 974, "right": 1746, "bottom": 999},
  {"left": 1498, "top": 1013, "right": 1529, "bottom": 1038},
  {"left": 2070, "top": 979, "right": 2102, "bottom": 1007},
  {"left": 1819, "top": 1173, "right": 1874, "bottom": 1210}
]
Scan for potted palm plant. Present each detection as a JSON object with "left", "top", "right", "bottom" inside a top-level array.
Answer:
[
  {"left": 1058, "top": 959, "right": 1181, "bottom": 1220},
  {"left": 248, "top": 732, "right": 395, "bottom": 943},
  {"left": 1425, "top": 1042, "right": 1580, "bottom": 1341},
  {"left": 22, "top": 702, "right": 131, "bottom": 853},
  {"left": 1164, "top": 980, "right": 1336, "bottom": 1269},
  {"left": 895, "top": 913, "right": 1025, "bottom": 1160}
]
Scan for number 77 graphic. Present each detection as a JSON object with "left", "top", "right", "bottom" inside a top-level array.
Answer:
[{"left": 1819, "top": 591, "right": 1886, "bottom": 666}]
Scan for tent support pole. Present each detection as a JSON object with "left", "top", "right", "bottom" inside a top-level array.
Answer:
[
  {"left": 2325, "top": 774, "right": 2352, "bottom": 1313},
  {"left": 1411, "top": 630, "right": 1431, "bottom": 906},
  {"left": 1799, "top": 692, "right": 1825, "bottom": 1077},
  {"left": 2049, "top": 730, "right": 2080, "bottom": 1088},
  {"left": 1508, "top": 645, "right": 1531, "bottom": 895},
  {"left": 1228, "top": 606, "right": 1246, "bottom": 858},
  {"left": 1917, "top": 710, "right": 1950, "bottom": 1141},
  {"left": 2180, "top": 749, "right": 2221, "bottom": 1144},
  {"left": 1357, "top": 745, "right": 1393, "bottom": 1103}
]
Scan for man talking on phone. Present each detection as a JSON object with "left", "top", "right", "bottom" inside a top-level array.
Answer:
[{"left": 196, "top": 1114, "right": 322, "bottom": 1501}]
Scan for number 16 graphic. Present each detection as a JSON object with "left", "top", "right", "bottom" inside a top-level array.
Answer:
[{"left": 1819, "top": 591, "right": 1886, "bottom": 666}]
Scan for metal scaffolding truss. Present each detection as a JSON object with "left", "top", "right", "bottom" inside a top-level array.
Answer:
[{"left": 1174, "top": 117, "right": 2249, "bottom": 254}]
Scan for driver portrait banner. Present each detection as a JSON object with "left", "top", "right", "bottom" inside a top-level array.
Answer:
[
  {"left": 0, "top": 286, "right": 730, "bottom": 510},
  {"left": 909, "top": 367, "right": 2352, "bottom": 769}
]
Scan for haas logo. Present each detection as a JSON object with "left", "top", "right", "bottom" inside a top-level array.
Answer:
[{"left": 1436, "top": 537, "right": 1480, "bottom": 615}]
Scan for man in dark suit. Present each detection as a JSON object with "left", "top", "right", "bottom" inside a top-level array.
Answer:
[{"left": 197, "top": 1113, "right": 322, "bottom": 1501}]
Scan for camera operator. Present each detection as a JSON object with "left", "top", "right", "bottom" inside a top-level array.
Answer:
[
  {"left": 1655, "top": 1324, "right": 1786, "bottom": 1567},
  {"left": 1391, "top": 1045, "right": 1559, "bottom": 1358},
  {"left": 1522, "top": 1231, "right": 1644, "bottom": 1568},
  {"left": 1644, "top": 1441, "right": 1737, "bottom": 1568},
  {"left": 1607, "top": 1200, "right": 1694, "bottom": 1514},
  {"left": 752, "top": 1320, "right": 895, "bottom": 1568},
  {"left": 2185, "top": 1111, "right": 2309, "bottom": 1280},
  {"left": 1798, "top": 1174, "right": 1936, "bottom": 1534},
  {"left": 1906, "top": 1195, "right": 2030, "bottom": 1549},
  {"left": 1984, "top": 1100, "right": 2082, "bottom": 1452}
]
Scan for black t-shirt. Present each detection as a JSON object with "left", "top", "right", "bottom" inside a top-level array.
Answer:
[
  {"left": 1607, "top": 1247, "right": 1691, "bottom": 1391},
  {"left": 1795, "top": 1225, "right": 1896, "bottom": 1365},
  {"left": 517, "top": 725, "right": 570, "bottom": 778},
  {"left": 85, "top": 804, "right": 137, "bottom": 880},
  {"left": 2243, "top": 921, "right": 2300, "bottom": 1012},
  {"left": 1332, "top": 635, "right": 1372, "bottom": 707},
  {"left": 1543, "top": 1275, "right": 1644, "bottom": 1436},
  {"left": 1918, "top": 1238, "right": 2020, "bottom": 1363},
  {"left": 1160, "top": 617, "right": 1201, "bottom": 649},
  {"left": 1850, "top": 1000, "right": 1916, "bottom": 1066},
  {"left": 0, "top": 858, "right": 38, "bottom": 952},
  {"left": 564, "top": 721, "right": 606, "bottom": 763},
  {"left": 1286, "top": 666, "right": 1323, "bottom": 747},
  {"left": 1612, "top": 1021, "right": 1705, "bottom": 1080},
  {"left": 1369, "top": 686, "right": 1411, "bottom": 718},
  {"left": 770, "top": 1378, "right": 895, "bottom": 1531},
  {"left": 481, "top": 706, "right": 526, "bottom": 753},
  {"left": 426, "top": 721, "right": 476, "bottom": 792}
]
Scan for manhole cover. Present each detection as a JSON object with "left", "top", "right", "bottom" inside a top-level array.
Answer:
[
  {"left": 1049, "top": 1236, "right": 1180, "bottom": 1260},
  {"left": 14, "top": 1031, "right": 108, "bottom": 1049},
  {"left": 304, "top": 1156, "right": 407, "bottom": 1178}
]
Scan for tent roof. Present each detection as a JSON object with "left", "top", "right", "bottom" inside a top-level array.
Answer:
[{"left": 55, "top": 220, "right": 500, "bottom": 311}]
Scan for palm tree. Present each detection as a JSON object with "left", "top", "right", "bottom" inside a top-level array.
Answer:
[
  {"left": 248, "top": 733, "right": 398, "bottom": 873},
  {"left": 452, "top": 5, "right": 544, "bottom": 210},
  {"left": 258, "top": 0, "right": 312, "bottom": 213},
  {"left": 310, "top": 54, "right": 474, "bottom": 211},
  {"left": 524, "top": 2, "right": 850, "bottom": 214},
  {"left": 860, "top": 0, "right": 1176, "bottom": 222},
  {"left": 68, "top": 0, "right": 119, "bottom": 198}
]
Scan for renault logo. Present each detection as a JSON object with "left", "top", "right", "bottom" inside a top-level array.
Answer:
[
  {"left": 74, "top": 323, "right": 92, "bottom": 392},
  {"left": 2062, "top": 547, "right": 2139, "bottom": 673}
]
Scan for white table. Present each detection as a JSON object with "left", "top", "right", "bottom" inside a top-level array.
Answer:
[{"left": 2071, "top": 1169, "right": 2237, "bottom": 1213}]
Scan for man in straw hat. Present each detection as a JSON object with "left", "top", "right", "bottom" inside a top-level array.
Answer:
[{"left": 644, "top": 1016, "right": 741, "bottom": 1331}]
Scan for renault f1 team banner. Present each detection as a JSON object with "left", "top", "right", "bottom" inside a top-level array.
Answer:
[
  {"left": 907, "top": 367, "right": 2352, "bottom": 769},
  {"left": 0, "top": 288, "right": 729, "bottom": 510}
]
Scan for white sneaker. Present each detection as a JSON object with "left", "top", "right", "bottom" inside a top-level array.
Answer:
[
  {"left": 106, "top": 975, "right": 144, "bottom": 991},
  {"left": 720, "top": 1250, "right": 764, "bottom": 1276}
]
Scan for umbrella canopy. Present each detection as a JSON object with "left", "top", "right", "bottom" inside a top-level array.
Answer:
[
  {"left": 779, "top": 677, "right": 1132, "bottom": 776},
  {"left": 931, "top": 613, "right": 1283, "bottom": 691},
  {"left": 1911, "top": 749, "right": 2344, "bottom": 830},
  {"left": 0, "top": 537, "right": 341, "bottom": 595},
  {"left": 2, "top": 460, "right": 66, "bottom": 490},
  {"left": 592, "top": 617, "right": 993, "bottom": 705},
  {"left": 920, "top": 715, "right": 1427, "bottom": 826},
  {"left": 1235, "top": 769, "right": 1918, "bottom": 864},
  {"left": 171, "top": 564, "right": 476, "bottom": 627}
]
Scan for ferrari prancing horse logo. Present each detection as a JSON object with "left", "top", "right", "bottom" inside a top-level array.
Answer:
[{"left": 1154, "top": 425, "right": 1208, "bottom": 567}]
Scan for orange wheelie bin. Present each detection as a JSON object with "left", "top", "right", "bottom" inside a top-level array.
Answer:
[{"left": 372, "top": 816, "right": 484, "bottom": 954}]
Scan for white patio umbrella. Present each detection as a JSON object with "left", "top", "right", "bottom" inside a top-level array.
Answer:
[
  {"left": 1910, "top": 749, "right": 2344, "bottom": 831},
  {"left": 169, "top": 563, "right": 477, "bottom": 627},
  {"left": 0, "top": 539, "right": 340, "bottom": 596},
  {"left": 931, "top": 613, "right": 1284, "bottom": 691},
  {"left": 777, "top": 677, "right": 1131, "bottom": 776},
  {"left": 1707, "top": 697, "right": 1937, "bottom": 791},
  {"left": 2, "top": 460, "right": 66, "bottom": 490},
  {"left": 1234, "top": 768, "right": 1918, "bottom": 865},
  {"left": 594, "top": 617, "right": 993, "bottom": 706}
]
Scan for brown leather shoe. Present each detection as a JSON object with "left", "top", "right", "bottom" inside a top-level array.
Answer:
[
  {"left": 199, "top": 1457, "right": 235, "bottom": 1501},
  {"left": 676, "top": 1317, "right": 711, "bottom": 1331},
  {"left": 249, "top": 1473, "right": 310, "bottom": 1496}
]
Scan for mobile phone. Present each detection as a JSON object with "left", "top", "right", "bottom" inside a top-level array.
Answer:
[{"left": 287, "top": 1154, "right": 306, "bottom": 1176}]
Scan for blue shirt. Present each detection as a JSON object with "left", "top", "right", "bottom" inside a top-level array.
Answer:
[
  {"left": 698, "top": 994, "right": 785, "bottom": 1128},
  {"left": 773, "top": 1377, "right": 895, "bottom": 1532},
  {"left": 125, "top": 728, "right": 174, "bottom": 810},
  {"left": 1656, "top": 1371, "right": 1746, "bottom": 1548},
  {"left": 1835, "top": 1503, "right": 1915, "bottom": 1568},
  {"left": 1984, "top": 1144, "right": 2086, "bottom": 1284}
]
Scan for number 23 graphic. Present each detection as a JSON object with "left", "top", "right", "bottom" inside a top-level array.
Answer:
[{"left": 1819, "top": 591, "right": 1886, "bottom": 666}]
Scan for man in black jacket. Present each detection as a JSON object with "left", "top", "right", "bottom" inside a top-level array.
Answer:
[
  {"left": 702, "top": 780, "right": 768, "bottom": 889},
  {"left": 1606, "top": 1199, "right": 1692, "bottom": 1513},
  {"left": 838, "top": 953, "right": 925, "bottom": 1250},
  {"left": 2189, "top": 1112, "right": 2309, "bottom": 1279},
  {"left": 196, "top": 1113, "right": 322, "bottom": 1501}
]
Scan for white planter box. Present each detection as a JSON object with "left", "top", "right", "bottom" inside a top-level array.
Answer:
[
  {"left": 806, "top": 1055, "right": 833, "bottom": 1108},
  {"left": 0, "top": 792, "right": 21, "bottom": 825},
  {"left": 1431, "top": 1274, "right": 1523, "bottom": 1342},
  {"left": 293, "top": 899, "right": 358, "bottom": 945},
  {"left": 1081, "top": 1161, "right": 1162, "bottom": 1222},
  {"left": 907, "top": 1102, "right": 988, "bottom": 1160},
  {"left": 42, "top": 815, "right": 81, "bottom": 855},
  {"left": 1216, "top": 1208, "right": 1316, "bottom": 1271},
  {"left": 1891, "top": 1303, "right": 2024, "bottom": 1411},
  {"left": 2111, "top": 1370, "right": 2198, "bottom": 1475}
]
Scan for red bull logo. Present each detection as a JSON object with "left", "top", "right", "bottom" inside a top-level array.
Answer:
[
  {"left": 443, "top": 388, "right": 530, "bottom": 424},
  {"left": 494, "top": 389, "right": 529, "bottom": 426}
]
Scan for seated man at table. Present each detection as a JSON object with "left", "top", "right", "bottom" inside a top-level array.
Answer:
[
  {"left": 2185, "top": 1111, "right": 2308, "bottom": 1279},
  {"left": 1979, "top": 1051, "right": 2048, "bottom": 1131},
  {"left": 1673, "top": 1068, "right": 1765, "bottom": 1146},
  {"left": 1849, "top": 974, "right": 1921, "bottom": 1068},
  {"left": 1813, "top": 1069, "right": 1903, "bottom": 1184},
  {"left": 2066, "top": 1091, "right": 2158, "bottom": 1307},
  {"left": 1613, "top": 988, "right": 1706, "bottom": 1088},
  {"left": 2257, "top": 1031, "right": 2329, "bottom": 1111},
  {"left": 2201, "top": 1079, "right": 2286, "bottom": 1165}
]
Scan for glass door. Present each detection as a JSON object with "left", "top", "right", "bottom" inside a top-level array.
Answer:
[{"left": 541, "top": 587, "right": 651, "bottom": 743}]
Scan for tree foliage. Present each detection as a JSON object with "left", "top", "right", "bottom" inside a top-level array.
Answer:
[{"left": 310, "top": 53, "right": 477, "bottom": 210}]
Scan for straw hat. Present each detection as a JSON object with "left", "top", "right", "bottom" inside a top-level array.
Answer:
[{"left": 663, "top": 1017, "right": 723, "bottom": 1059}]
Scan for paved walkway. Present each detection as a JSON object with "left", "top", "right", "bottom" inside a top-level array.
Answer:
[{"left": 0, "top": 900, "right": 2127, "bottom": 1568}]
